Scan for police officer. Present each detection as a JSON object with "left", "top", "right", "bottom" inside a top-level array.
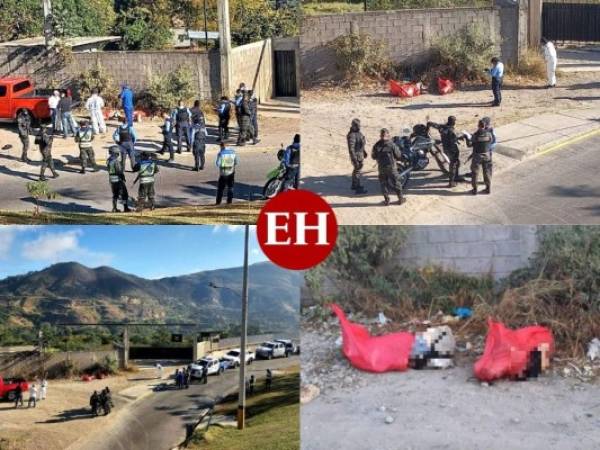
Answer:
[
  {"left": 159, "top": 114, "right": 175, "bottom": 162},
  {"left": 174, "top": 100, "right": 192, "bottom": 153},
  {"left": 192, "top": 121, "right": 208, "bottom": 171},
  {"left": 36, "top": 126, "right": 59, "bottom": 181},
  {"left": 347, "top": 118, "right": 367, "bottom": 194},
  {"left": 190, "top": 99, "right": 206, "bottom": 145},
  {"left": 237, "top": 93, "right": 257, "bottom": 146},
  {"left": 215, "top": 142, "right": 238, "bottom": 205},
  {"left": 107, "top": 145, "right": 130, "bottom": 213},
  {"left": 113, "top": 116, "right": 137, "bottom": 171},
  {"left": 467, "top": 119, "right": 493, "bottom": 195},
  {"left": 283, "top": 134, "right": 300, "bottom": 190},
  {"left": 134, "top": 152, "right": 159, "bottom": 210},
  {"left": 17, "top": 113, "right": 31, "bottom": 163},
  {"left": 234, "top": 89, "right": 243, "bottom": 133},
  {"left": 90, "top": 390, "right": 99, "bottom": 416},
  {"left": 216, "top": 96, "right": 231, "bottom": 141},
  {"left": 75, "top": 120, "right": 97, "bottom": 174},
  {"left": 371, "top": 128, "right": 405, "bottom": 206},
  {"left": 248, "top": 89, "right": 259, "bottom": 139},
  {"left": 428, "top": 116, "right": 464, "bottom": 187}
]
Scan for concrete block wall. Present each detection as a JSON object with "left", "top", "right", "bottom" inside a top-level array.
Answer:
[
  {"left": 230, "top": 39, "right": 274, "bottom": 102},
  {"left": 0, "top": 48, "right": 221, "bottom": 100},
  {"left": 300, "top": 7, "right": 502, "bottom": 85},
  {"left": 393, "top": 225, "right": 539, "bottom": 280}
]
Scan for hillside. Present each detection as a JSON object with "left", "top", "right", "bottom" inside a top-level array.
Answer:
[{"left": 0, "top": 261, "right": 302, "bottom": 334}]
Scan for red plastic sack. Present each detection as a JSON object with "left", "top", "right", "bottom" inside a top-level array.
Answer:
[
  {"left": 331, "top": 304, "right": 414, "bottom": 373},
  {"left": 437, "top": 77, "right": 454, "bottom": 95},
  {"left": 474, "top": 319, "right": 554, "bottom": 382},
  {"left": 389, "top": 80, "right": 420, "bottom": 98}
]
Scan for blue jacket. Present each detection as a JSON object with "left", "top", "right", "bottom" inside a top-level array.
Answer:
[
  {"left": 488, "top": 62, "right": 504, "bottom": 79},
  {"left": 113, "top": 124, "right": 137, "bottom": 144},
  {"left": 284, "top": 143, "right": 300, "bottom": 168},
  {"left": 120, "top": 87, "right": 134, "bottom": 109}
]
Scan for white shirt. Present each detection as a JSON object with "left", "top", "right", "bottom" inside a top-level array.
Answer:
[
  {"left": 29, "top": 386, "right": 37, "bottom": 398},
  {"left": 544, "top": 42, "right": 557, "bottom": 63},
  {"left": 48, "top": 95, "right": 60, "bottom": 109},
  {"left": 86, "top": 94, "right": 105, "bottom": 111}
]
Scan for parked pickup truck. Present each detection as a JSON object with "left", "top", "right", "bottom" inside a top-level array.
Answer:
[
  {"left": 221, "top": 348, "right": 255, "bottom": 367},
  {"left": 275, "top": 339, "right": 298, "bottom": 357},
  {"left": 0, "top": 376, "right": 29, "bottom": 402},
  {"left": 188, "top": 357, "right": 224, "bottom": 379},
  {"left": 255, "top": 341, "right": 286, "bottom": 360},
  {"left": 0, "top": 77, "right": 51, "bottom": 123}
]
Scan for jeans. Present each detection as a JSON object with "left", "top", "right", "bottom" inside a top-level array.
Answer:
[
  {"left": 50, "top": 109, "right": 58, "bottom": 132},
  {"left": 216, "top": 173, "right": 235, "bottom": 204},
  {"left": 119, "top": 141, "right": 136, "bottom": 171},
  {"left": 61, "top": 112, "right": 76, "bottom": 137},
  {"left": 492, "top": 77, "right": 502, "bottom": 105},
  {"left": 124, "top": 107, "right": 134, "bottom": 127}
]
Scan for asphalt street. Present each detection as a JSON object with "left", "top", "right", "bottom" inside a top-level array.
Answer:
[
  {"left": 408, "top": 133, "right": 600, "bottom": 224},
  {"left": 77, "top": 356, "right": 299, "bottom": 450},
  {"left": 0, "top": 121, "right": 287, "bottom": 213}
]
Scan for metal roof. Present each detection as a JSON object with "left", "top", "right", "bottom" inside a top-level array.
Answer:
[{"left": 0, "top": 36, "right": 121, "bottom": 48}]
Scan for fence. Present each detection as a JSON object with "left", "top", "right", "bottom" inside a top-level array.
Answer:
[{"left": 542, "top": 3, "right": 600, "bottom": 42}]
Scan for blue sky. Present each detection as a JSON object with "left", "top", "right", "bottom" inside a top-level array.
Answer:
[{"left": 0, "top": 226, "right": 267, "bottom": 280}]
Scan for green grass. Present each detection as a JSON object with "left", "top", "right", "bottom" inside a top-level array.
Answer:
[
  {"left": 188, "top": 368, "right": 300, "bottom": 450},
  {"left": 0, "top": 202, "right": 263, "bottom": 225},
  {"left": 303, "top": 2, "right": 364, "bottom": 15}
]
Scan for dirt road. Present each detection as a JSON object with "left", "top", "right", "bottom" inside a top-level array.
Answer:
[
  {"left": 301, "top": 72, "right": 600, "bottom": 224},
  {"left": 301, "top": 328, "right": 600, "bottom": 450}
]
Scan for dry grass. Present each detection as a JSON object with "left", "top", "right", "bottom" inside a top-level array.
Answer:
[{"left": 507, "top": 49, "right": 547, "bottom": 82}]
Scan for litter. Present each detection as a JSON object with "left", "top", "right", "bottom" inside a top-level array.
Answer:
[
  {"left": 410, "top": 325, "right": 455, "bottom": 370},
  {"left": 474, "top": 319, "right": 554, "bottom": 382},
  {"left": 378, "top": 312, "right": 389, "bottom": 326},
  {"left": 389, "top": 80, "right": 421, "bottom": 98},
  {"left": 437, "top": 77, "right": 455, "bottom": 95},
  {"left": 453, "top": 307, "right": 472, "bottom": 319},
  {"left": 587, "top": 338, "right": 600, "bottom": 361},
  {"left": 331, "top": 304, "right": 414, "bottom": 373}
]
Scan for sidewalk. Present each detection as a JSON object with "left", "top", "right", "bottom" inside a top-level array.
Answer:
[{"left": 494, "top": 107, "right": 600, "bottom": 160}]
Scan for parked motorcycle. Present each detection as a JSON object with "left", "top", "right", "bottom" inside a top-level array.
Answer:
[
  {"left": 393, "top": 124, "right": 451, "bottom": 188},
  {"left": 263, "top": 147, "right": 287, "bottom": 199}
]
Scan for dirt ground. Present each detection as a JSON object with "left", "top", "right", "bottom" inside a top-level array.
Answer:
[
  {"left": 300, "top": 315, "right": 600, "bottom": 450},
  {"left": 300, "top": 71, "right": 600, "bottom": 224},
  {"left": 0, "top": 367, "right": 162, "bottom": 450}
]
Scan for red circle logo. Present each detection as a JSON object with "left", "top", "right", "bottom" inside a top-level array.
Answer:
[{"left": 257, "top": 190, "right": 338, "bottom": 270}]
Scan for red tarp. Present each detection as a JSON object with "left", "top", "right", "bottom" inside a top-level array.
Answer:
[
  {"left": 389, "top": 80, "right": 421, "bottom": 98},
  {"left": 474, "top": 319, "right": 554, "bottom": 382},
  {"left": 437, "top": 77, "right": 455, "bottom": 95},
  {"left": 331, "top": 304, "right": 415, "bottom": 373}
]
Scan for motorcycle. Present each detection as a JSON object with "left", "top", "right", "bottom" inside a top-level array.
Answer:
[
  {"left": 263, "top": 147, "right": 288, "bottom": 199},
  {"left": 393, "top": 124, "right": 451, "bottom": 188}
]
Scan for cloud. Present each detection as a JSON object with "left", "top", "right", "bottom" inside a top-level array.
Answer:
[
  {"left": 211, "top": 225, "right": 223, "bottom": 234},
  {"left": 0, "top": 226, "right": 34, "bottom": 259},
  {"left": 251, "top": 248, "right": 261, "bottom": 256},
  {"left": 21, "top": 229, "right": 113, "bottom": 266}
]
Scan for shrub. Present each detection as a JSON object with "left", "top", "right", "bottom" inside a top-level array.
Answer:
[
  {"left": 76, "top": 64, "right": 120, "bottom": 108},
  {"left": 231, "top": 0, "right": 300, "bottom": 46},
  {"left": 26, "top": 181, "right": 58, "bottom": 216},
  {"left": 141, "top": 67, "right": 196, "bottom": 114},
  {"left": 431, "top": 24, "right": 497, "bottom": 82},
  {"left": 329, "top": 33, "right": 391, "bottom": 83},
  {"left": 510, "top": 49, "right": 546, "bottom": 80}
]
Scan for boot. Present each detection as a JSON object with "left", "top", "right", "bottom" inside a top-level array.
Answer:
[
  {"left": 398, "top": 197, "right": 406, "bottom": 205},
  {"left": 448, "top": 181, "right": 457, "bottom": 188},
  {"left": 80, "top": 168, "right": 85, "bottom": 174},
  {"left": 252, "top": 139, "right": 260, "bottom": 145},
  {"left": 149, "top": 200, "right": 155, "bottom": 211},
  {"left": 470, "top": 189, "right": 478, "bottom": 195},
  {"left": 382, "top": 197, "right": 390, "bottom": 206},
  {"left": 111, "top": 200, "right": 119, "bottom": 213},
  {"left": 482, "top": 187, "right": 491, "bottom": 194}
]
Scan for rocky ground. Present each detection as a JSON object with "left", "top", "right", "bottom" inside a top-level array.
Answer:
[{"left": 300, "top": 307, "right": 600, "bottom": 450}]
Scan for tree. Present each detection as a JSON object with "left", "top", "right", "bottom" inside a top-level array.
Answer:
[
  {"left": 0, "top": 0, "right": 43, "bottom": 42},
  {"left": 115, "top": 0, "right": 173, "bottom": 49}
]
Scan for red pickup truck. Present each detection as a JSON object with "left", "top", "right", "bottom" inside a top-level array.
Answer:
[
  {"left": 0, "top": 77, "right": 51, "bottom": 123},
  {"left": 0, "top": 376, "right": 29, "bottom": 401}
]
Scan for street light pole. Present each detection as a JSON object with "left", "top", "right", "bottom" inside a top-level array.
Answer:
[{"left": 237, "top": 224, "right": 250, "bottom": 430}]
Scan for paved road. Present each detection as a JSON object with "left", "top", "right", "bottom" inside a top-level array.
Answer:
[
  {"left": 78, "top": 356, "right": 298, "bottom": 450},
  {"left": 409, "top": 133, "right": 600, "bottom": 224},
  {"left": 0, "top": 121, "right": 287, "bottom": 213}
]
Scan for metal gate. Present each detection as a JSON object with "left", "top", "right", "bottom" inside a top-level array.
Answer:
[
  {"left": 274, "top": 50, "right": 297, "bottom": 97},
  {"left": 129, "top": 346, "right": 193, "bottom": 360},
  {"left": 542, "top": 3, "right": 600, "bottom": 42}
]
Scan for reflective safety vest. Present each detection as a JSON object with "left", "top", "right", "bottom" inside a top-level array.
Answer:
[
  {"left": 218, "top": 152, "right": 236, "bottom": 176},
  {"left": 472, "top": 129, "right": 493, "bottom": 154},
  {"left": 139, "top": 160, "right": 156, "bottom": 184},
  {"left": 107, "top": 157, "right": 121, "bottom": 183},
  {"left": 77, "top": 128, "right": 93, "bottom": 148},
  {"left": 119, "top": 126, "right": 132, "bottom": 143}
]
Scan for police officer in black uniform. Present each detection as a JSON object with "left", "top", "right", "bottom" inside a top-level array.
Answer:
[
  {"left": 36, "top": 126, "right": 59, "bottom": 181},
  {"left": 428, "top": 116, "right": 465, "bottom": 187},
  {"left": 216, "top": 96, "right": 231, "bottom": 141},
  {"left": 175, "top": 101, "right": 192, "bottom": 153},
  {"left": 466, "top": 119, "right": 493, "bottom": 195},
  {"left": 371, "top": 128, "right": 405, "bottom": 206},
  {"left": 107, "top": 145, "right": 130, "bottom": 213},
  {"left": 347, "top": 118, "right": 367, "bottom": 194},
  {"left": 17, "top": 114, "right": 31, "bottom": 163},
  {"left": 192, "top": 124, "right": 207, "bottom": 171}
]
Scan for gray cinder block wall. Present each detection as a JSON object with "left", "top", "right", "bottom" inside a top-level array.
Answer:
[
  {"left": 300, "top": 2, "right": 528, "bottom": 86},
  {"left": 230, "top": 39, "right": 273, "bottom": 101},
  {"left": 393, "top": 225, "right": 539, "bottom": 280}
]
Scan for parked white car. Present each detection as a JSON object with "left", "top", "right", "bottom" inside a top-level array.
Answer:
[
  {"left": 221, "top": 349, "right": 255, "bottom": 367},
  {"left": 188, "top": 357, "right": 223, "bottom": 379},
  {"left": 275, "top": 339, "right": 297, "bottom": 356},
  {"left": 255, "top": 341, "right": 286, "bottom": 360}
]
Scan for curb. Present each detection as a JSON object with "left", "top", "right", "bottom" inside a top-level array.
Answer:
[{"left": 535, "top": 127, "right": 600, "bottom": 157}]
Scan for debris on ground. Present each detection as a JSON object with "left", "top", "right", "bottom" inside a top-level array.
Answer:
[
  {"left": 587, "top": 338, "right": 600, "bottom": 361},
  {"left": 300, "top": 384, "right": 321, "bottom": 404}
]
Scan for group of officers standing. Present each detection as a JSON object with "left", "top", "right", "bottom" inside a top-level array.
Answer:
[{"left": 347, "top": 116, "right": 497, "bottom": 205}]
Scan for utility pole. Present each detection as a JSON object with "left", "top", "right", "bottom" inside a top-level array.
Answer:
[
  {"left": 38, "top": 329, "right": 45, "bottom": 377},
  {"left": 217, "top": 0, "right": 232, "bottom": 97},
  {"left": 42, "top": 0, "right": 55, "bottom": 48},
  {"left": 203, "top": 0, "right": 209, "bottom": 51},
  {"left": 237, "top": 224, "right": 250, "bottom": 430},
  {"left": 123, "top": 326, "right": 129, "bottom": 370}
]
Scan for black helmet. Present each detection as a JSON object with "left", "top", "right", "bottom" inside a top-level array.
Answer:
[
  {"left": 109, "top": 145, "right": 120, "bottom": 154},
  {"left": 481, "top": 117, "right": 491, "bottom": 127},
  {"left": 351, "top": 118, "right": 361, "bottom": 130},
  {"left": 447, "top": 116, "right": 456, "bottom": 127}
]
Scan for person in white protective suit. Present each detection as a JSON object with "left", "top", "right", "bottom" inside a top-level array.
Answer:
[
  {"left": 85, "top": 89, "right": 107, "bottom": 134},
  {"left": 542, "top": 37, "right": 557, "bottom": 88}
]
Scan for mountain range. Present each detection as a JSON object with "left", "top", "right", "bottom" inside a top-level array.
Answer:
[{"left": 0, "top": 261, "right": 302, "bottom": 334}]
